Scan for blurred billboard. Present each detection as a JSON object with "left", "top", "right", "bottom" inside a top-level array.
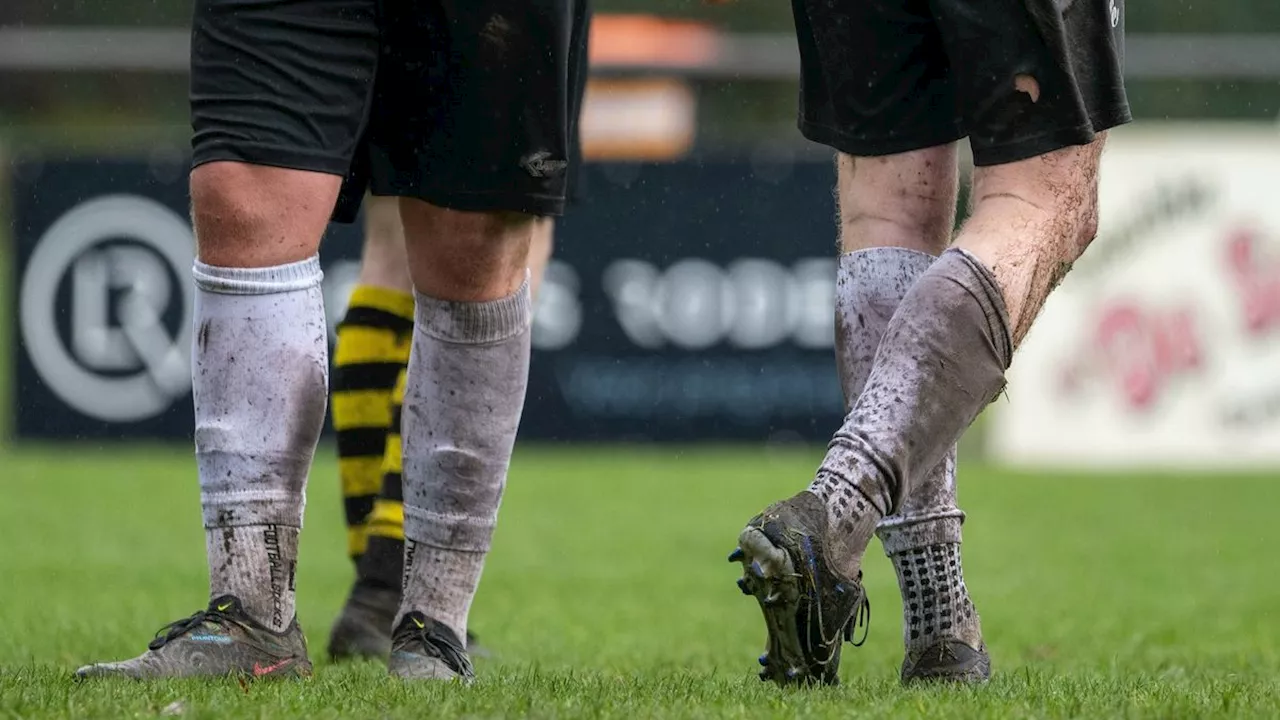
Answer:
[
  {"left": 10, "top": 156, "right": 846, "bottom": 443},
  {"left": 987, "top": 126, "right": 1280, "bottom": 469}
]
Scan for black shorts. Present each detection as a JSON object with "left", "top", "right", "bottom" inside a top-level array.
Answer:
[
  {"left": 190, "top": 0, "right": 590, "bottom": 222},
  {"left": 792, "top": 0, "right": 1131, "bottom": 166}
]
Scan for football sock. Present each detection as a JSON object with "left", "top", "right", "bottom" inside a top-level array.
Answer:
[
  {"left": 357, "top": 367, "right": 410, "bottom": 591},
  {"left": 834, "top": 248, "right": 978, "bottom": 643},
  {"left": 193, "top": 256, "right": 327, "bottom": 632},
  {"left": 891, "top": 543, "right": 983, "bottom": 653},
  {"left": 397, "top": 279, "right": 532, "bottom": 641},
  {"left": 332, "top": 286, "right": 414, "bottom": 562},
  {"left": 808, "top": 248, "right": 1011, "bottom": 580}
]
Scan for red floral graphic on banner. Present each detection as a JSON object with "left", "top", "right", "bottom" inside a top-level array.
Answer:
[
  {"left": 1225, "top": 228, "right": 1280, "bottom": 336},
  {"left": 1058, "top": 302, "right": 1202, "bottom": 412}
]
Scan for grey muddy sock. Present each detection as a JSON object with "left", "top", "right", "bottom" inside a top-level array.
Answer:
[
  {"left": 837, "top": 248, "right": 964, "bottom": 543},
  {"left": 835, "top": 248, "right": 981, "bottom": 651},
  {"left": 397, "top": 279, "right": 532, "bottom": 641},
  {"left": 206, "top": 525, "right": 300, "bottom": 629},
  {"left": 809, "top": 248, "right": 1012, "bottom": 578}
]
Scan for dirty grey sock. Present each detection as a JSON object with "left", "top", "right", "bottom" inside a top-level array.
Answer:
[
  {"left": 397, "top": 279, "right": 532, "bottom": 642},
  {"left": 808, "top": 248, "right": 1012, "bottom": 578},
  {"left": 193, "top": 256, "right": 327, "bottom": 632},
  {"left": 836, "top": 248, "right": 965, "bottom": 538},
  {"left": 893, "top": 544, "right": 982, "bottom": 652},
  {"left": 835, "top": 248, "right": 974, "bottom": 637}
]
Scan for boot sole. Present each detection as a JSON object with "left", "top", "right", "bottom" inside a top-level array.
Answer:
[{"left": 733, "top": 526, "right": 813, "bottom": 685}]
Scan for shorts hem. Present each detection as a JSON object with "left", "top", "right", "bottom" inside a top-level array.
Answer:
[
  {"left": 191, "top": 140, "right": 350, "bottom": 177},
  {"left": 372, "top": 184, "right": 567, "bottom": 218},
  {"left": 799, "top": 119, "right": 966, "bottom": 158},
  {"left": 971, "top": 108, "right": 1133, "bottom": 167}
]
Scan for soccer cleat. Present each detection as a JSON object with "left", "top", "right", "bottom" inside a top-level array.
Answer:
[
  {"left": 329, "top": 582, "right": 488, "bottom": 662},
  {"left": 386, "top": 612, "right": 475, "bottom": 681},
  {"left": 900, "top": 639, "right": 991, "bottom": 685},
  {"left": 328, "top": 583, "right": 400, "bottom": 662},
  {"left": 730, "top": 491, "right": 870, "bottom": 686},
  {"left": 74, "top": 595, "right": 310, "bottom": 680}
]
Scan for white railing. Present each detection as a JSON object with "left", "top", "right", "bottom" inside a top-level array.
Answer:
[{"left": 2, "top": 27, "right": 1279, "bottom": 79}]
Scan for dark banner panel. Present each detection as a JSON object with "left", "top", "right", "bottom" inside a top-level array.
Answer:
[{"left": 10, "top": 156, "right": 844, "bottom": 442}]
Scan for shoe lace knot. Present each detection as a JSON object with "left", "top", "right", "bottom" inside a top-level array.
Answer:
[
  {"left": 402, "top": 619, "right": 475, "bottom": 679},
  {"left": 148, "top": 602, "right": 237, "bottom": 651}
]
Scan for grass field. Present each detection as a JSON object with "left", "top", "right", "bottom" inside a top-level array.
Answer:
[{"left": 1, "top": 444, "right": 1278, "bottom": 718}]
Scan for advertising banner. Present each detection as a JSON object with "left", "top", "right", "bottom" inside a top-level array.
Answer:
[
  {"left": 11, "top": 156, "right": 847, "bottom": 442},
  {"left": 987, "top": 127, "right": 1280, "bottom": 469}
]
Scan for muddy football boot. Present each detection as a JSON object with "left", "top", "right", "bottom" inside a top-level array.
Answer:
[
  {"left": 729, "top": 491, "right": 870, "bottom": 686},
  {"left": 74, "top": 595, "right": 311, "bottom": 680},
  {"left": 900, "top": 639, "right": 991, "bottom": 685},
  {"left": 328, "top": 583, "right": 398, "bottom": 661},
  {"left": 329, "top": 582, "right": 488, "bottom": 662},
  {"left": 386, "top": 612, "right": 475, "bottom": 681}
]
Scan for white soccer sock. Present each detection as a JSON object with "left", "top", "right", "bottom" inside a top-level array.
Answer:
[
  {"left": 193, "top": 256, "right": 328, "bottom": 632},
  {"left": 398, "top": 279, "right": 532, "bottom": 642}
]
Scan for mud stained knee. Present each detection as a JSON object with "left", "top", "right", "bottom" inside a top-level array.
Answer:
[{"left": 1014, "top": 74, "right": 1040, "bottom": 103}]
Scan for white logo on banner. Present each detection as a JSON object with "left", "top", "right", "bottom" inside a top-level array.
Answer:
[
  {"left": 603, "top": 257, "right": 835, "bottom": 351},
  {"left": 20, "top": 195, "right": 195, "bottom": 422}
]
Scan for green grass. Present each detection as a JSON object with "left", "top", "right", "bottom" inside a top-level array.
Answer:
[{"left": 1, "top": 445, "right": 1278, "bottom": 718}]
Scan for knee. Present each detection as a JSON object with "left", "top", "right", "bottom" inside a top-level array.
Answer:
[
  {"left": 399, "top": 199, "right": 534, "bottom": 301},
  {"left": 970, "top": 137, "right": 1106, "bottom": 263},
  {"left": 837, "top": 147, "right": 959, "bottom": 254},
  {"left": 190, "top": 162, "right": 338, "bottom": 267}
]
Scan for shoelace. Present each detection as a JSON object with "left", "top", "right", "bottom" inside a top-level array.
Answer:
[
  {"left": 844, "top": 594, "right": 871, "bottom": 647},
  {"left": 399, "top": 622, "right": 475, "bottom": 678},
  {"left": 148, "top": 607, "right": 235, "bottom": 651}
]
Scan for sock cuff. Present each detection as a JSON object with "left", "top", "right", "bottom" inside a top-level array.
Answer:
[
  {"left": 200, "top": 490, "right": 306, "bottom": 529},
  {"left": 194, "top": 256, "right": 323, "bottom": 295},
  {"left": 839, "top": 247, "right": 939, "bottom": 307},
  {"left": 413, "top": 275, "right": 532, "bottom": 344},
  {"left": 348, "top": 284, "right": 415, "bottom": 321},
  {"left": 877, "top": 513, "right": 965, "bottom": 554},
  {"left": 403, "top": 504, "right": 497, "bottom": 554},
  {"left": 840, "top": 246, "right": 937, "bottom": 272},
  {"left": 944, "top": 248, "right": 1013, "bottom": 368}
]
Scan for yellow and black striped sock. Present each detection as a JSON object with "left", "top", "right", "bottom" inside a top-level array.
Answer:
[
  {"left": 333, "top": 286, "right": 414, "bottom": 563},
  {"left": 359, "top": 368, "right": 408, "bottom": 589}
]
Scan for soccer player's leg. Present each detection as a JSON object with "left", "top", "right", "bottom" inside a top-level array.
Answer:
[
  {"left": 358, "top": 0, "right": 582, "bottom": 682},
  {"left": 334, "top": 196, "right": 414, "bottom": 567},
  {"left": 75, "top": 0, "right": 379, "bottom": 681},
  {"left": 731, "top": 0, "right": 1128, "bottom": 686},
  {"left": 730, "top": 0, "right": 963, "bottom": 686},
  {"left": 327, "top": 0, "right": 590, "bottom": 668},
  {"left": 832, "top": 148, "right": 993, "bottom": 683},
  {"left": 327, "top": 197, "right": 416, "bottom": 661},
  {"left": 329, "top": 220, "right": 553, "bottom": 662}
]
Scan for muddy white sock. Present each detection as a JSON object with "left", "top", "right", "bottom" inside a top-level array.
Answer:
[
  {"left": 809, "top": 248, "right": 1011, "bottom": 578},
  {"left": 205, "top": 525, "right": 300, "bottom": 630},
  {"left": 193, "top": 257, "right": 327, "bottom": 632},
  {"left": 836, "top": 249, "right": 964, "bottom": 538},
  {"left": 398, "top": 279, "right": 532, "bottom": 641},
  {"left": 835, "top": 249, "right": 974, "bottom": 642}
]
